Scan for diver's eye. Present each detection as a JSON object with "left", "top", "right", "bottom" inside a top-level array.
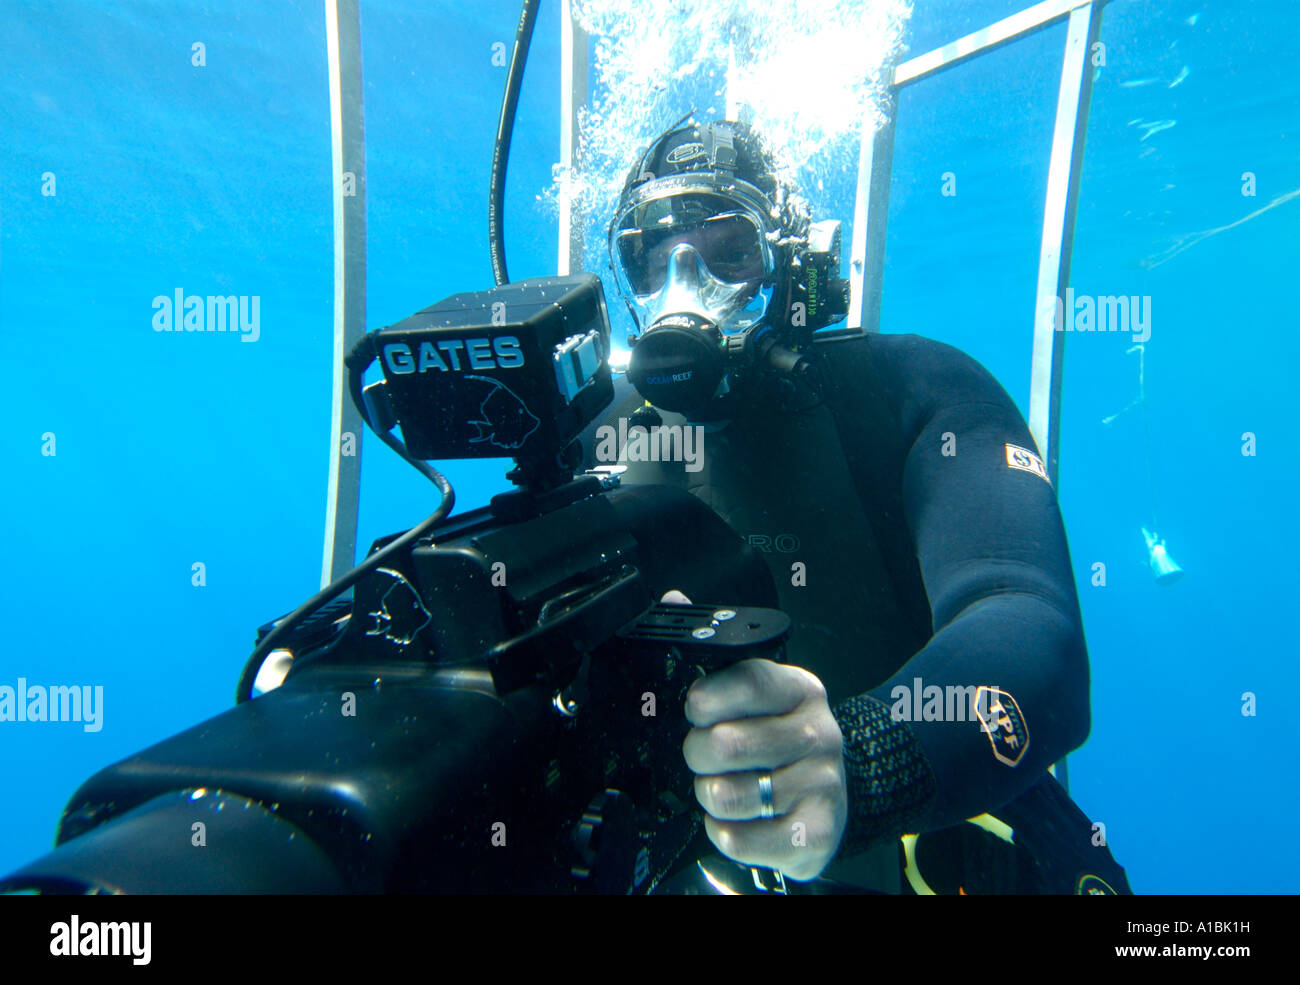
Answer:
[{"left": 698, "top": 214, "right": 764, "bottom": 282}]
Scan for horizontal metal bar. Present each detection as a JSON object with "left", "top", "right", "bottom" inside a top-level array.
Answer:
[{"left": 895, "top": 0, "right": 1097, "bottom": 86}]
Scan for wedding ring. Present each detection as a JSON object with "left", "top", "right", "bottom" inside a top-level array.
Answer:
[{"left": 758, "top": 772, "right": 775, "bottom": 818}]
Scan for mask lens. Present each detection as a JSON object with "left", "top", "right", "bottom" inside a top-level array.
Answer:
[
  {"left": 614, "top": 196, "right": 766, "bottom": 297},
  {"left": 695, "top": 213, "right": 766, "bottom": 283}
]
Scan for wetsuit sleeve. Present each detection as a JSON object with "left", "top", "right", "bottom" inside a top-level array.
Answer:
[{"left": 832, "top": 335, "right": 1090, "bottom": 855}]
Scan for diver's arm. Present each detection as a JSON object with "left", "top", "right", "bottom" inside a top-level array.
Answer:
[{"left": 832, "top": 335, "right": 1090, "bottom": 854}]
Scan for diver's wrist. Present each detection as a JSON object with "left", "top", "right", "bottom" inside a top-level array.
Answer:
[{"left": 831, "top": 692, "right": 938, "bottom": 858}]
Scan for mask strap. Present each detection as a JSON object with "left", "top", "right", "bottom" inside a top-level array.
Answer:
[{"left": 701, "top": 123, "right": 737, "bottom": 173}]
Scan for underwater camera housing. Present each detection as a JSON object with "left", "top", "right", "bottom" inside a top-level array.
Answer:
[
  {"left": 791, "top": 220, "right": 850, "bottom": 339},
  {"left": 352, "top": 274, "right": 614, "bottom": 492},
  {"left": 1, "top": 274, "right": 791, "bottom": 895}
]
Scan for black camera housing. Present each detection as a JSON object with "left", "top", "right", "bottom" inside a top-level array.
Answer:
[
  {"left": 1, "top": 275, "right": 792, "bottom": 895},
  {"left": 2, "top": 483, "right": 785, "bottom": 894},
  {"left": 362, "top": 275, "right": 613, "bottom": 475}
]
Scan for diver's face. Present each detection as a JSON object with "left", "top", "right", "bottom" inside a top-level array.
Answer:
[
  {"left": 643, "top": 240, "right": 769, "bottom": 337},
  {"left": 612, "top": 193, "right": 774, "bottom": 337},
  {"left": 624, "top": 211, "right": 767, "bottom": 295}
]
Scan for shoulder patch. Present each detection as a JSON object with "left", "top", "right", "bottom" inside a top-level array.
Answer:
[{"left": 1004, "top": 443, "right": 1051, "bottom": 485}]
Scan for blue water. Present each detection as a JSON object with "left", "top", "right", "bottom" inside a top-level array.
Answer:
[{"left": 1, "top": 0, "right": 1295, "bottom": 893}]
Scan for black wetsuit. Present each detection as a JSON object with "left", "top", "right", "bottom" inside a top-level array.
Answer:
[{"left": 582, "top": 331, "right": 1130, "bottom": 893}]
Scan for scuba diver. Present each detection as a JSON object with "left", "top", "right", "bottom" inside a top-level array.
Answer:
[{"left": 581, "top": 118, "right": 1133, "bottom": 894}]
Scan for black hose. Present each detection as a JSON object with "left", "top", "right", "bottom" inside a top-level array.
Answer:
[
  {"left": 244, "top": 0, "right": 539, "bottom": 699},
  {"left": 235, "top": 335, "right": 456, "bottom": 703},
  {"left": 489, "top": 0, "right": 540, "bottom": 286}
]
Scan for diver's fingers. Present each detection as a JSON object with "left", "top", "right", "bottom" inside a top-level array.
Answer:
[
  {"left": 683, "top": 705, "right": 839, "bottom": 775},
  {"left": 702, "top": 792, "right": 843, "bottom": 882},
  {"left": 684, "top": 658, "right": 820, "bottom": 728},
  {"left": 694, "top": 763, "right": 799, "bottom": 821}
]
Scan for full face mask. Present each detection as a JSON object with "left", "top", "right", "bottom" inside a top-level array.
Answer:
[
  {"left": 610, "top": 183, "right": 778, "bottom": 413},
  {"left": 608, "top": 120, "right": 849, "bottom": 418}
]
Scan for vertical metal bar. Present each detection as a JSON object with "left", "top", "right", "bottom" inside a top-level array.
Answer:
[
  {"left": 1029, "top": 1, "right": 1104, "bottom": 793},
  {"left": 321, "top": 0, "right": 367, "bottom": 587},
  {"left": 1028, "top": 1, "right": 1101, "bottom": 484},
  {"left": 844, "top": 87, "right": 899, "bottom": 336},
  {"left": 558, "top": 0, "right": 588, "bottom": 275}
]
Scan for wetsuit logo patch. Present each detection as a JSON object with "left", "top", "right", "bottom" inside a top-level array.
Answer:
[
  {"left": 1005, "top": 443, "right": 1051, "bottom": 485},
  {"left": 975, "top": 686, "right": 1030, "bottom": 767},
  {"left": 1076, "top": 874, "right": 1118, "bottom": 895}
]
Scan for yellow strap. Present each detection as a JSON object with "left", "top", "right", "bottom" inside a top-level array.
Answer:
[
  {"left": 965, "top": 813, "right": 1015, "bottom": 845},
  {"left": 899, "top": 834, "right": 936, "bottom": 895},
  {"left": 900, "top": 813, "right": 1017, "bottom": 895}
]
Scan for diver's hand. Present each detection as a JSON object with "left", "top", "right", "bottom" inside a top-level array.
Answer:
[{"left": 682, "top": 657, "right": 848, "bottom": 882}]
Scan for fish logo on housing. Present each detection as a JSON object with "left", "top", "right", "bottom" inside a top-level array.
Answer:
[
  {"left": 975, "top": 686, "right": 1030, "bottom": 767},
  {"left": 366, "top": 569, "right": 433, "bottom": 647},
  {"left": 466, "top": 375, "right": 540, "bottom": 451}
]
